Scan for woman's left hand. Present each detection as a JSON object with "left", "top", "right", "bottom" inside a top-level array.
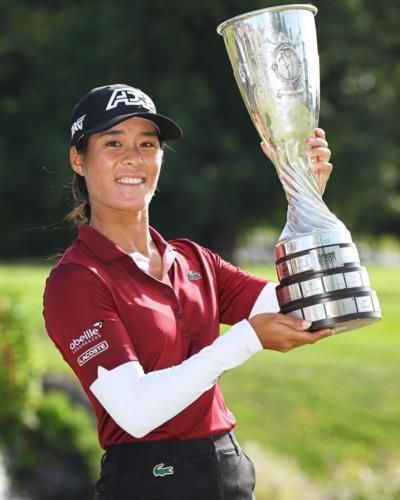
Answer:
[
  {"left": 260, "top": 127, "right": 333, "bottom": 196},
  {"left": 305, "top": 127, "right": 332, "bottom": 195}
]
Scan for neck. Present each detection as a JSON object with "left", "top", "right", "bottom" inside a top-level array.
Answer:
[{"left": 90, "top": 208, "right": 152, "bottom": 255}]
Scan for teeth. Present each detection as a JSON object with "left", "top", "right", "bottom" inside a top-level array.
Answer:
[{"left": 117, "top": 177, "right": 144, "bottom": 185}]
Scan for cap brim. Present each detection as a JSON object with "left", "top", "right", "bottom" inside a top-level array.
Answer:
[{"left": 75, "top": 112, "right": 182, "bottom": 145}]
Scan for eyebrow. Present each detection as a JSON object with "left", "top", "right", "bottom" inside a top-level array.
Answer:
[{"left": 97, "top": 129, "right": 159, "bottom": 138}]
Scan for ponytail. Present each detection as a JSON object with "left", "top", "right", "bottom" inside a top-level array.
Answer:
[{"left": 65, "top": 136, "right": 91, "bottom": 226}]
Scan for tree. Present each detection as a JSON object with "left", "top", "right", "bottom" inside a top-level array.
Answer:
[{"left": 0, "top": 0, "right": 399, "bottom": 260}]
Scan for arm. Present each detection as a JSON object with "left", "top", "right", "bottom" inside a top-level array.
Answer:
[
  {"left": 44, "top": 262, "right": 330, "bottom": 439},
  {"left": 90, "top": 319, "right": 261, "bottom": 438},
  {"left": 43, "top": 263, "right": 263, "bottom": 438}
]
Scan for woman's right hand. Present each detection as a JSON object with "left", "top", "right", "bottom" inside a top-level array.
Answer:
[{"left": 249, "top": 313, "right": 332, "bottom": 353}]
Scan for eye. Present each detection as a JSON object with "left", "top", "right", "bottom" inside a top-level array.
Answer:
[
  {"left": 105, "top": 140, "right": 121, "bottom": 147},
  {"left": 140, "top": 141, "right": 156, "bottom": 148}
]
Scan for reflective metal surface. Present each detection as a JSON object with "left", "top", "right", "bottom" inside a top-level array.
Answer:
[
  {"left": 217, "top": 5, "right": 345, "bottom": 241},
  {"left": 277, "top": 266, "right": 371, "bottom": 306},
  {"left": 276, "top": 243, "right": 360, "bottom": 280},
  {"left": 217, "top": 5, "right": 382, "bottom": 333},
  {"left": 275, "top": 229, "right": 353, "bottom": 259},
  {"left": 285, "top": 291, "right": 381, "bottom": 334}
]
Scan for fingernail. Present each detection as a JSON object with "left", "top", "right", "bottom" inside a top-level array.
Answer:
[{"left": 302, "top": 320, "right": 312, "bottom": 329}]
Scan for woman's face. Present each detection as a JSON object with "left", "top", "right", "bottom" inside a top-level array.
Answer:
[{"left": 70, "top": 117, "right": 163, "bottom": 218}]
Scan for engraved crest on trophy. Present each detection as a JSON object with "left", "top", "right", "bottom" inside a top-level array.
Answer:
[
  {"left": 217, "top": 4, "right": 381, "bottom": 334},
  {"left": 271, "top": 34, "right": 303, "bottom": 97}
]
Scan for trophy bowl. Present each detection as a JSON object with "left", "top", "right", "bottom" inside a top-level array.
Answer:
[{"left": 217, "top": 4, "right": 381, "bottom": 334}]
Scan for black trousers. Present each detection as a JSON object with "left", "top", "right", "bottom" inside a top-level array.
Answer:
[{"left": 95, "top": 432, "right": 256, "bottom": 500}]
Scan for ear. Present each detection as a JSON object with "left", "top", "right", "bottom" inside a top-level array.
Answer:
[{"left": 70, "top": 146, "right": 85, "bottom": 176}]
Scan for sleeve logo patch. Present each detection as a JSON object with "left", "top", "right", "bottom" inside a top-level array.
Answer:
[
  {"left": 69, "top": 321, "right": 103, "bottom": 353},
  {"left": 77, "top": 341, "right": 109, "bottom": 367}
]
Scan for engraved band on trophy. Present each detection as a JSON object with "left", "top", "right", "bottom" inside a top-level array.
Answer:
[{"left": 217, "top": 4, "right": 381, "bottom": 334}]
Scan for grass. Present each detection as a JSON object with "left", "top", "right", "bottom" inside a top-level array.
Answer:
[
  {"left": 220, "top": 265, "right": 400, "bottom": 481},
  {"left": 0, "top": 262, "right": 71, "bottom": 374},
  {"left": 1, "top": 262, "right": 399, "bottom": 494}
]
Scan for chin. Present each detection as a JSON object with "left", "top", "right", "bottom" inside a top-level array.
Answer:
[{"left": 117, "top": 200, "right": 150, "bottom": 215}]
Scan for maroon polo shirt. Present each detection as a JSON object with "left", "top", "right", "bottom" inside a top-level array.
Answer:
[{"left": 43, "top": 225, "right": 268, "bottom": 449}]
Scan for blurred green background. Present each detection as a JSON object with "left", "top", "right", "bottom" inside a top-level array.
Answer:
[{"left": 0, "top": 0, "right": 399, "bottom": 499}]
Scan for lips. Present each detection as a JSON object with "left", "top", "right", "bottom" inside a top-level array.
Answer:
[
  {"left": 116, "top": 176, "right": 145, "bottom": 185},
  {"left": 115, "top": 170, "right": 147, "bottom": 185}
]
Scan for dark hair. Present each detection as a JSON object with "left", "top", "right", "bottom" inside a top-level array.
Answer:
[
  {"left": 65, "top": 136, "right": 91, "bottom": 226},
  {"left": 65, "top": 133, "right": 167, "bottom": 226}
]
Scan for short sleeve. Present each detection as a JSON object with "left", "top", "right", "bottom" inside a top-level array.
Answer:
[
  {"left": 43, "top": 263, "right": 138, "bottom": 391},
  {"left": 201, "top": 248, "right": 270, "bottom": 325}
]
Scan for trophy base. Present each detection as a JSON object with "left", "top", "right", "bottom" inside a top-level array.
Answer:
[
  {"left": 308, "top": 314, "right": 380, "bottom": 335},
  {"left": 280, "top": 289, "right": 381, "bottom": 335},
  {"left": 275, "top": 230, "right": 382, "bottom": 334}
]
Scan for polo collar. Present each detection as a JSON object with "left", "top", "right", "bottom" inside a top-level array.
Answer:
[{"left": 77, "top": 225, "right": 176, "bottom": 265}]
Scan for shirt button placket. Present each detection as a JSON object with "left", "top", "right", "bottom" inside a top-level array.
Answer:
[{"left": 163, "top": 287, "right": 181, "bottom": 317}]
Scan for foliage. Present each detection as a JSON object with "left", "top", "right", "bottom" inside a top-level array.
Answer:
[
  {"left": 6, "top": 391, "right": 100, "bottom": 500},
  {"left": 0, "top": 0, "right": 399, "bottom": 260},
  {"left": 0, "top": 289, "right": 40, "bottom": 446},
  {"left": 0, "top": 285, "right": 100, "bottom": 499}
]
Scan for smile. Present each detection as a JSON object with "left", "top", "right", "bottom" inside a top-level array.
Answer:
[{"left": 116, "top": 177, "right": 145, "bottom": 185}]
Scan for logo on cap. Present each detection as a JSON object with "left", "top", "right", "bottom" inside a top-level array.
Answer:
[
  {"left": 106, "top": 88, "right": 155, "bottom": 112},
  {"left": 71, "top": 114, "right": 86, "bottom": 138}
]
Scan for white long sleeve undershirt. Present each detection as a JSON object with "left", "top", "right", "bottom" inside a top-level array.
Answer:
[{"left": 90, "top": 281, "right": 279, "bottom": 438}]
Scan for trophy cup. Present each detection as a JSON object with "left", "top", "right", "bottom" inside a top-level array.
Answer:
[{"left": 217, "top": 4, "right": 381, "bottom": 333}]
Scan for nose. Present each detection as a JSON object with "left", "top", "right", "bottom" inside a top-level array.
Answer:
[{"left": 122, "top": 145, "right": 144, "bottom": 166}]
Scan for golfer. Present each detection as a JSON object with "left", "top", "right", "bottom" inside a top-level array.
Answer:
[{"left": 43, "top": 84, "right": 333, "bottom": 500}]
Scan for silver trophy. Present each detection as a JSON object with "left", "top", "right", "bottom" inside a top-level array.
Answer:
[{"left": 217, "top": 4, "right": 381, "bottom": 333}]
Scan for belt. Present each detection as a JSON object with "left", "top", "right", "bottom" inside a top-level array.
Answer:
[{"left": 105, "top": 432, "right": 241, "bottom": 461}]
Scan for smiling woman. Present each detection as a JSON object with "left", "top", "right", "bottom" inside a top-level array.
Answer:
[
  {"left": 43, "top": 83, "right": 333, "bottom": 499},
  {"left": 70, "top": 118, "right": 164, "bottom": 228}
]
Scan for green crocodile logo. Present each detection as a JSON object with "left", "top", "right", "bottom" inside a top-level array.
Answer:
[
  {"left": 186, "top": 271, "right": 202, "bottom": 281},
  {"left": 153, "top": 462, "right": 174, "bottom": 477}
]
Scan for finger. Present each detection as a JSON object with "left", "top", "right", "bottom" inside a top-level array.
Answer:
[
  {"left": 313, "top": 127, "right": 326, "bottom": 139},
  {"left": 306, "top": 137, "right": 328, "bottom": 148},
  {"left": 309, "top": 328, "right": 333, "bottom": 341},
  {"left": 291, "top": 328, "right": 333, "bottom": 346},
  {"left": 312, "top": 162, "right": 333, "bottom": 174},
  {"left": 307, "top": 147, "right": 331, "bottom": 161},
  {"left": 277, "top": 315, "right": 312, "bottom": 331}
]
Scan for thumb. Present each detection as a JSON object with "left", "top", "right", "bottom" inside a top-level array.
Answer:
[{"left": 278, "top": 315, "right": 312, "bottom": 331}]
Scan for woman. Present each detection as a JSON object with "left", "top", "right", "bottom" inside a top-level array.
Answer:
[{"left": 43, "top": 84, "right": 333, "bottom": 500}]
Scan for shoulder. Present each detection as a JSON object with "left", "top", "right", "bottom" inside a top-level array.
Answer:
[
  {"left": 170, "top": 237, "right": 216, "bottom": 260},
  {"left": 45, "top": 236, "right": 106, "bottom": 288},
  {"left": 44, "top": 246, "right": 108, "bottom": 305},
  {"left": 169, "top": 237, "right": 221, "bottom": 270},
  {"left": 43, "top": 263, "right": 104, "bottom": 313}
]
